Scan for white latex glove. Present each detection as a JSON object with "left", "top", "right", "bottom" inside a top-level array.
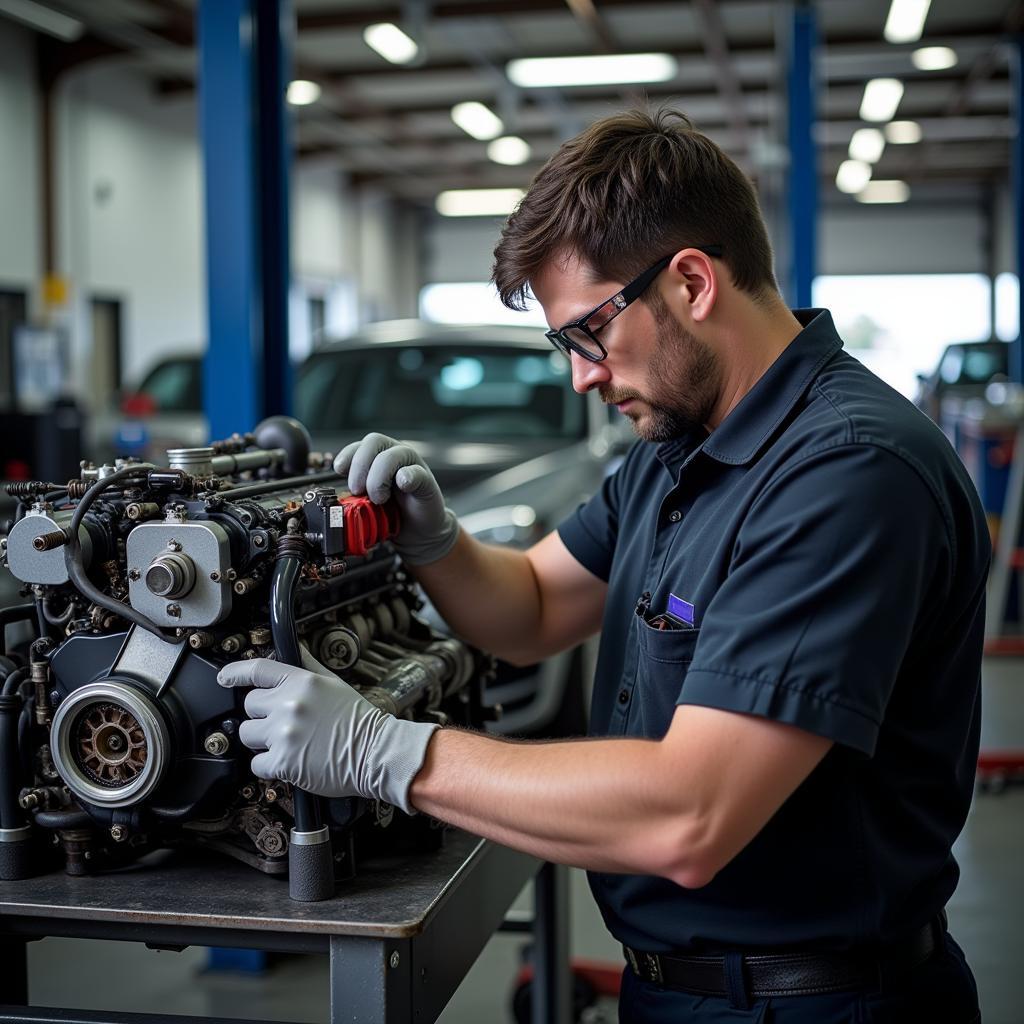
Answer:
[
  {"left": 217, "top": 651, "right": 439, "bottom": 813},
  {"left": 333, "top": 432, "right": 460, "bottom": 565}
]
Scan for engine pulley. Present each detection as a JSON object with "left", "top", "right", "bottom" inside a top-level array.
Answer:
[{"left": 50, "top": 681, "right": 171, "bottom": 809}]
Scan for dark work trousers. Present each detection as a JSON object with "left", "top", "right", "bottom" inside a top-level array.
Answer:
[{"left": 618, "top": 933, "right": 980, "bottom": 1023}]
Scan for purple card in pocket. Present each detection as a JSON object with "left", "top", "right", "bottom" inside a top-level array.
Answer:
[{"left": 667, "top": 593, "right": 695, "bottom": 627}]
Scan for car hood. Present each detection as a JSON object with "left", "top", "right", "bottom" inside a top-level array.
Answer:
[{"left": 310, "top": 435, "right": 574, "bottom": 495}]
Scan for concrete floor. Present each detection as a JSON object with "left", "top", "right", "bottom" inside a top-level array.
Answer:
[{"left": 15, "top": 657, "right": 1024, "bottom": 1023}]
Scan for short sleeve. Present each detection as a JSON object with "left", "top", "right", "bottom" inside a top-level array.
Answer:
[
  {"left": 683, "top": 443, "right": 952, "bottom": 756},
  {"left": 556, "top": 445, "right": 637, "bottom": 582}
]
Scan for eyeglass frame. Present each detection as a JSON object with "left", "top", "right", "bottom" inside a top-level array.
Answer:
[{"left": 544, "top": 245, "right": 723, "bottom": 363}]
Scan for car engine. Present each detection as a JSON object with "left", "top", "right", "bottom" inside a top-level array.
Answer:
[{"left": 0, "top": 417, "right": 490, "bottom": 901}]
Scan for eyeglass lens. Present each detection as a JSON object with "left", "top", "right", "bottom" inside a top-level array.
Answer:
[{"left": 562, "top": 326, "right": 603, "bottom": 358}]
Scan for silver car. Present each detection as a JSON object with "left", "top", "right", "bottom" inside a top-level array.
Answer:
[{"left": 295, "top": 320, "right": 632, "bottom": 736}]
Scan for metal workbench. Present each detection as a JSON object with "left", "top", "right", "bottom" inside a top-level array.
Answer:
[{"left": 0, "top": 831, "right": 571, "bottom": 1024}]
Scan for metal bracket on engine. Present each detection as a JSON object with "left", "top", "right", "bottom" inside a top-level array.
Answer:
[{"left": 126, "top": 520, "right": 232, "bottom": 628}]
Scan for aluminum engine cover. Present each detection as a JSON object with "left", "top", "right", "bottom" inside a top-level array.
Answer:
[
  {"left": 5, "top": 510, "right": 92, "bottom": 585},
  {"left": 126, "top": 521, "right": 232, "bottom": 628}
]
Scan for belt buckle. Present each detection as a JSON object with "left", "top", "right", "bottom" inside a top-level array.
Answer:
[{"left": 643, "top": 952, "right": 663, "bottom": 985}]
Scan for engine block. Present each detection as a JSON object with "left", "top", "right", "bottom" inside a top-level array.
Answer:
[{"left": 0, "top": 418, "right": 490, "bottom": 901}]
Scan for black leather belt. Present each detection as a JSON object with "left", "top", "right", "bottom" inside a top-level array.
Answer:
[{"left": 623, "top": 918, "right": 942, "bottom": 998}]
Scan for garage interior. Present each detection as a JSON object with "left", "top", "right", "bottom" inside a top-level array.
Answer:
[{"left": 1, "top": 1, "right": 1023, "bottom": 1022}]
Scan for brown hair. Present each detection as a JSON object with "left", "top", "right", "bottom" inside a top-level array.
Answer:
[{"left": 492, "top": 108, "right": 778, "bottom": 310}]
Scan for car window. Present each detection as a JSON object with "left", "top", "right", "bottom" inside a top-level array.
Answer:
[
  {"left": 295, "top": 345, "right": 585, "bottom": 441},
  {"left": 938, "top": 348, "right": 964, "bottom": 384},
  {"left": 138, "top": 359, "right": 202, "bottom": 412},
  {"left": 960, "top": 346, "right": 1006, "bottom": 383}
]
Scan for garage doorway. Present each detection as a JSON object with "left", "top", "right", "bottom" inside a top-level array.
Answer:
[
  {"left": 0, "top": 288, "right": 28, "bottom": 410},
  {"left": 89, "top": 296, "right": 123, "bottom": 413}
]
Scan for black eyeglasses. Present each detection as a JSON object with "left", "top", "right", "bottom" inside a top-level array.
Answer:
[{"left": 545, "top": 246, "right": 723, "bottom": 363}]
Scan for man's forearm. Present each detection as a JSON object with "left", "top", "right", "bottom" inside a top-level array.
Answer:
[
  {"left": 408, "top": 727, "right": 708, "bottom": 886},
  {"left": 408, "top": 529, "right": 546, "bottom": 664}
]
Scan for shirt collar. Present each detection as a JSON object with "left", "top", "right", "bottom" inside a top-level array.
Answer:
[{"left": 657, "top": 308, "right": 843, "bottom": 472}]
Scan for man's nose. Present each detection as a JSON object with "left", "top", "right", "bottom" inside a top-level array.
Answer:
[{"left": 569, "top": 349, "right": 610, "bottom": 394}]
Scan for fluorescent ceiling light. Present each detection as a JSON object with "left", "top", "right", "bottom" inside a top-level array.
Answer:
[
  {"left": 506, "top": 53, "right": 677, "bottom": 88},
  {"left": 286, "top": 80, "right": 321, "bottom": 106},
  {"left": 856, "top": 180, "right": 911, "bottom": 204},
  {"left": 860, "top": 78, "right": 904, "bottom": 122},
  {"left": 849, "top": 127, "right": 885, "bottom": 163},
  {"left": 884, "top": 0, "right": 931, "bottom": 44},
  {"left": 912, "top": 46, "right": 957, "bottom": 71},
  {"left": 885, "top": 120, "right": 922, "bottom": 144},
  {"left": 363, "top": 22, "right": 418, "bottom": 64},
  {"left": 436, "top": 188, "right": 525, "bottom": 217},
  {"left": 487, "top": 136, "right": 532, "bottom": 166},
  {"left": 0, "top": 0, "right": 83, "bottom": 41},
  {"left": 451, "top": 102, "right": 504, "bottom": 141},
  {"left": 836, "top": 160, "right": 872, "bottom": 195}
]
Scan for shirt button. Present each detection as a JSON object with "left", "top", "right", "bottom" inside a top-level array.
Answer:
[
  {"left": 669, "top": 510, "right": 682, "bottom": 523},
  {"left": 617, "top": 689, "right": 630, "bottom": 705}
]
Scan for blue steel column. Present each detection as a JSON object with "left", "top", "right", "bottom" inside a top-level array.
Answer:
[
  {"left": 198, "top": 0, "right": 293, "bottom": 442},
  {"left": 1012, "top": 35, "right": 1024, "bottom": 383},
  {"left": 254, "top": 0, "right": 294, "bottom": 417},
  {"left": 785, "top": 2, "right": 818, "bottom": 309}
]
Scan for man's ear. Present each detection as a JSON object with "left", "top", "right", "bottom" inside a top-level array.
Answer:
[{"left": 665, "top": 248, "right": 718, "bottom": 323}]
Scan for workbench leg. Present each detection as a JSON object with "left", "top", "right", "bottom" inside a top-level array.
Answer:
[
  {"left": 0, "top": 934, "right": 28, "bottom": 1004},
  {"left": 329, "top": 936, "right": 412, "bottom": 1024},
  {"left": 532, "top": 862, "right": 571, "bottom": 1024}
]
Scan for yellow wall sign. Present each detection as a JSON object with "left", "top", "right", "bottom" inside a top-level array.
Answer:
[{"left": 42, "top": 274, "right": 70, "bottom": 307}]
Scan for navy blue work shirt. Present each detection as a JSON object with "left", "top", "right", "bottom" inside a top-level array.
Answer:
[{"left": 558, "top": 309, "right": 990, "bottom": 953}]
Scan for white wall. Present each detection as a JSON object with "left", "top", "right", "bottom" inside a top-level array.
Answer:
[
  {"left": 426, "top": 217, "right": 508, "bottom": 285},
  {"left": 353, "top": 189, "right": 421, "bottom": 323},
  {"left": 293, "top": 163, "right": 356, "bottom": 281},
  {"left": 0, "top": 24, "right": 367, "bottom": 412},
  {"left": 57, "top": 63, "right": 205, "bottom": 392},
  {"left": 819, "top": 204, "right": 988, "bottom": 276},
  {"left": 424, "top": 202, "right": 994, "bottom": 294},
  {"left": 0, "top": 22, "right": 41, "bottom": 295}
]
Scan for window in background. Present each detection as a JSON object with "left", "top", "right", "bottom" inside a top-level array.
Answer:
[
  {"left": 308, "top": 295, "right": 326, "bottom": 343},
  {"left": 812, "top": 274, "right": 992, "bottom": 398},
  {"left": 419, "top": 282, "right": 549, "bottom": 327},
  {"left": 995, "top": 273, "right": 1019, "bottom": 343}
]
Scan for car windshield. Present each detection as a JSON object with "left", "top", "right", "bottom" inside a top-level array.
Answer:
[
  {"left": 939, "top": 344, "right": 1008, "bottom": 385},
  {"left": 295, "top": 344, "right": 585, "bottom": 441},
  {"left": 137, "top": 358, "right": 202, "bottom": 412}
]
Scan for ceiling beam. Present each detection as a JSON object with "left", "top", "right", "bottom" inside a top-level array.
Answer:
[
  {"left": 563, "top": 0, "right": 618, "bottom": 53},
  {"left": 690, "top": 0, "right": 750, "bottom": 156},
  {"left": 294, "top": 0, "right": 775, "bottom": 32}
]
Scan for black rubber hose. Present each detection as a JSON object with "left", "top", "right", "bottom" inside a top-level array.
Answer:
[
  {"left": 33, "top": 597, "right": 51, "bottom": 642},
  {"left": 33, "top": 809, "right": 92, "bottom": 829},
  {"left": 63, "top": 466, "right": 185, "bottom": 644},
  {"left": 2, "top": 666, "right": 27, "bottom": 698},
  {"left": 0, "top": 604, "right": 36, "bottom": 658},
  {"left": 41, "top": 594, "right": 76, "bottom": 627},
  {"left": 269, "top": 544, "right": 322, "bottom": 835},
  {"left": 0, "top": 668, "right": 28, "bottom": 829},
  {"left": 221, "top": 470, "right": 340, "bottom": 501}
]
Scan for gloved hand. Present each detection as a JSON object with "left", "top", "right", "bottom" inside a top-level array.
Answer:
[
  {"left": 217, "top": 649, "right": 439, "bottom": 813},
  {"left": 333, "top": 432, "right": 460, "bottom": 565}
]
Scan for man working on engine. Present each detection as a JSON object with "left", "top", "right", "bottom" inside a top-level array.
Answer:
[{"left": 220, "top": 109, "right": 987, "bottom": 1022}]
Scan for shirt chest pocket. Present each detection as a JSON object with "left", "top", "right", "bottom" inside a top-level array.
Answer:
[{"left": 631, "top": 616, "right": 700, "bottom": 738}]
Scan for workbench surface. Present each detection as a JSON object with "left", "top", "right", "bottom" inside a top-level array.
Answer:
[{"left": 0, "top": 830, "right": 515, "bottom": 939}]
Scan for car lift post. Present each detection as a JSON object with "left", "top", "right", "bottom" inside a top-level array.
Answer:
[
  {"left": 197, "top": 0, "right": 293, "bottom": 442},
  {"left": 785, "top": 0, "right": 818, "bottom": 310}
]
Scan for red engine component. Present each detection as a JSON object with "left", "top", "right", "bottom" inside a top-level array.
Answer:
[{"left": 337, "top": 496, "right": 400, "bottom": 556}]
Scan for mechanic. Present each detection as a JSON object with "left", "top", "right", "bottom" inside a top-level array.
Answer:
[{"left": 220, "top": 109, "right": 988, "bottom": 1023}]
